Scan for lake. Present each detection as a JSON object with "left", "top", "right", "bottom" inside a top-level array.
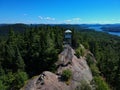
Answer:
[{"left": 88, "top": 26, "right": 120, "bottom": 36}]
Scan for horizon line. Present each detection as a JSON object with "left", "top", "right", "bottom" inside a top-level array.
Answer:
[{"left": 0, "top": 23, "right": 120, "bottom": 25}]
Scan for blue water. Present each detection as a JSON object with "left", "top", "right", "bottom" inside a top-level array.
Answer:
[
  {"left": 89, "top": 26, "right": 120, "bottom": 36},
  {"left": 108, "top": 32, "right": 120, "bottom": 36}
]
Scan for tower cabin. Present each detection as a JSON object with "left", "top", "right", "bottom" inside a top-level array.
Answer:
[{"left": 64, "top": 29, "right": 72, "bottom": 45}]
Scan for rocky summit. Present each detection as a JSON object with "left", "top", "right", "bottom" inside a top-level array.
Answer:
[{"left": 22, "top": 45, "right": 93, "bottom": 90}]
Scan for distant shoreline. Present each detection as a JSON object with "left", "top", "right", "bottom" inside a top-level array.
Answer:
[{"left": 101, "top": 27, "right": 120, "bottom": 32}]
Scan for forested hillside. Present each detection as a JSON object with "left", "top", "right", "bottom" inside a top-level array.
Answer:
[
  {"left": 0, "top": 25, "right": 64, "bottom": 89},
  {"left": 0, "top": 24, "right": 120, "bottom": 89},
  {"left": 72, "top": 29, "right": 120, "bottom": 90}
]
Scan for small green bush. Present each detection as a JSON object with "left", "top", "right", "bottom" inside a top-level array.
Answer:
[
  {"left": 13, "top": 71, "right": 28, "bottom": 89},
  {"left": 86, "top": 54, "right": 94, "bottom": 66},
  {"left": 75, "top": 44, "right": 85, "bottom": 58},
  {"left": 0, "top": 80, "right": 6, "bottom": 90},
  {"left": 90, "top": 64, "right": 100, "bottom": 76},
  {"left": 62, "top": 69, "right": 72, "bottom": 81},
  {"left": 94, "top": 76, "right": 110, "bottom": 90},
  {"left": 86, "top": 54, "right": 100, "bottom": 77},
  {"left": 75, "top": 80, "right": 92, "bottom": 90}
]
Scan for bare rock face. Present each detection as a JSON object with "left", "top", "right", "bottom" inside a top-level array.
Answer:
[
  {"left": 22, "top": 45, "right": 93, "bottom": 90},
  {"left": 35, "top": 71, "right": 69, "bottom": 90}
]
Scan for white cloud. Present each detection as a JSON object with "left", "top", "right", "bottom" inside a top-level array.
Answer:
[
  {"left": 38, "top": 16, "right": 83, "bottom": 24},
  {"left": 44, "top": 17, "right": 55, "bottom": 20},
  {"left": 65, "top": 20, "right": 72, "bottom": 22},
  {"left": 64, "top": 18, "right": 82, "bottom": 24},
  {"left": 38, "top": 16, "right": 55, "bottom": 21},
  {"left": 38, "top": 16, "right": 43, "bottom": 19},
  {"left": 72, "top": 18, "right": 81, "bottom": 21}
]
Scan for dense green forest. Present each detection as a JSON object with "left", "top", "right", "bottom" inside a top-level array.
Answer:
[
  {"left": 73, "top": 29, "right": 120, "bottom": 90},
  {"left": 0, "top": 24, "right": 64, "bottom": 89},
  {"left": 0, "top": 24, "right": 120, "bottom": 90}
]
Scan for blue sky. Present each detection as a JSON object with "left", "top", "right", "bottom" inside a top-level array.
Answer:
[{"left": 0, "top": 0, "right": 120, "bottom": 24}]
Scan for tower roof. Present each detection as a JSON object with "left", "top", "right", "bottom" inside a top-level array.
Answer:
[{"left": 65, "top": 29, "right": 72, "bottom": 33}]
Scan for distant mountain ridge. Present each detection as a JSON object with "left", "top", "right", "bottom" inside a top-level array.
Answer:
[
  {"left": 0, "top": 23, "right": 120, "bottom": 36},
  {"left": 0, "top": 23, "right": 29, "bottom": 35}
]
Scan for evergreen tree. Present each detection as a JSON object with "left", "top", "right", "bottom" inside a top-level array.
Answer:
[{"left": 14, "top": 46, "right": 25, "bottom": 71}]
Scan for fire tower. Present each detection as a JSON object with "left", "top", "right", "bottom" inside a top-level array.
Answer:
[{"left": 64, "top": 29, "right": 72, "bottom": 45}]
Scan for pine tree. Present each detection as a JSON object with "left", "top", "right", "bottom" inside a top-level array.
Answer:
[{"left": 14, "top": 46, "right": 25, "bottom": 71}]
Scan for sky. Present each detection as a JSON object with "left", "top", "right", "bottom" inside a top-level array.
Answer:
[{"left": 0, "top": 0, "right": 120, "bottom": 24}]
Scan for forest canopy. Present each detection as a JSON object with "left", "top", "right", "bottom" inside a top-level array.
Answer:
[{"left": 0, "top": 24, "right": 120, "bottom": 90}]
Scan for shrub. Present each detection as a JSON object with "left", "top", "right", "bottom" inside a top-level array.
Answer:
[
  {"left": 0, "top": 80, "right": 6, "bottom": 90},
  {"left": 75, "top": 44, "right": 85, "bottom": 58},
  {"left": 75, "top": 80, "right": 92, "bottom": 90},
  {"left": 94, "top": 76, "right": 110, "bottom": 90},
  {"left": 90, "top": 64, "right": 100, "bottom": 76},
  {"left": 86, "top": 54, "right": 100, "bottom": 77},
  {"left": 61, "top": 69, "right": 72, "bottom": 81},
  {"left": 13, "top": 71, "right": 28, "bottom": 89},
  {"left": 86, "top": 54, "right": 94, "bottom": 66}
]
